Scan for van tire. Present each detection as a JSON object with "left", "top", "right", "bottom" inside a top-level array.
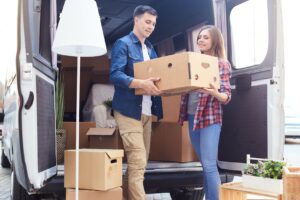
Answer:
[
  {"left": 1, "top": 149, "right": 11, "bottom": 168},
  {"left": 12, "top": 172, "right": 38, "bottom": 200}
]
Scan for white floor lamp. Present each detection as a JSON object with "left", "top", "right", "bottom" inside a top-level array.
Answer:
[{"left": 52, "top": 0, "right": 107, "bottom": 199}]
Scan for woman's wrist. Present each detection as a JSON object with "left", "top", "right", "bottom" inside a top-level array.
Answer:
[{"left": 214, "top": 92, "right": 228, "bottom": 103}]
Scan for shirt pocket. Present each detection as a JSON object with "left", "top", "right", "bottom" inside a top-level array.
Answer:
[{"left": 128, "top": 46, "right": 142, "bottom": 62}]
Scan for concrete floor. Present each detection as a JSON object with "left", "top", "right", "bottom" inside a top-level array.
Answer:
[
  {"left": 0, "top": 167, "right": 10, "bottom": 200},
  {"left": 0, "top": 143, "right": 11, "bottom": 200}
]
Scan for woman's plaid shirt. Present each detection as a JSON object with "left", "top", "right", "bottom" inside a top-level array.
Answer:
[{"left": 178, "top": 59, "right": 232, "bottom": 130}]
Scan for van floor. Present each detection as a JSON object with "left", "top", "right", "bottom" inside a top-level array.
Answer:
[{"left": 1, "top": 141, "right": 300, "bottom": 200}]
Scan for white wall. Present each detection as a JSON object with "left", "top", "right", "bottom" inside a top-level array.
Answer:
[
  {"left": 282, "top": 0, "right": 300, "bottom": 118},
  {"left": 0, "top": 1, "right": 18, "bottom": 84}
]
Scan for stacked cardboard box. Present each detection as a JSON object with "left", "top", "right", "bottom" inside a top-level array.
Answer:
[
  {"left": 64, "top": 149, "right": 124, "bottom": 200},
  {"left": 86, "top": 127, "right": 126, "bottom": 160},
  {"left": 86, "top": 128, "right": 123, "bottom": 149},
  {"left": 149, "top": 121, "right": 198, "bottom": 162},
  {"left": 66, "top": 187, "right": 122, "bottom": 200},
  {"left": 158, "top": 95, "right": 181, "bottom": 122},
  {"left": 150, "top": 95, "right": 198, "bottom": 162}
]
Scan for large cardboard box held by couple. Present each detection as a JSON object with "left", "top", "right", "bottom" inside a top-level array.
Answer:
[
  {"left": 66, "top": 187, "right": 122, "bottom": 200},
  {"left": 134, "top": 52, "right": 220, "bottom": 95},
  {"left": 149, "top": 122, "right": 198, "bottom": 162},
  {"left": 64, "top": 149, "right": 124, "bottom": 191}
]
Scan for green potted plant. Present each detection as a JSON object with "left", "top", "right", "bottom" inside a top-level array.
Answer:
[
  {"left": 103, "top": 98, "right": 112, "bottom": 109},
  {"left": 242, "top": 154, "right": 286, "bottom": 194},
  {"left": 55, "top": 69, "right": 66, "bottom": 164}
]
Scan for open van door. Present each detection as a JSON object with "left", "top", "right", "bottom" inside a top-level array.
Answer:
[
  {"left": 217, "top": 0, "right": 285, "bottom": 171},
  {"left": 3, "top": 0, "right": 58, "bottom": 198}
]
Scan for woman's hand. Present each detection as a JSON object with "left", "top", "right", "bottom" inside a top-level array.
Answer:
[
  {"left": 198, "top": 83, "right": 229, "bottom": 103},
  {"left": 198, "top": 83, "right": 218, "bottom": 96}
]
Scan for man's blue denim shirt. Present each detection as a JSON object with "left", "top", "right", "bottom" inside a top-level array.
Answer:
[{"left": 110, "top": 32, "right": 163, "bottom": 120}]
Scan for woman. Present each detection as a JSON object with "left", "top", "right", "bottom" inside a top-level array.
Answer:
[{"left": 178, "top": 25, "right": 232, "bottom": 200}]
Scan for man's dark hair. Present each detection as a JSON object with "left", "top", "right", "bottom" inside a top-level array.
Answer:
[{"left": 133, "top": 5, "right": 157, "bottom": 18}]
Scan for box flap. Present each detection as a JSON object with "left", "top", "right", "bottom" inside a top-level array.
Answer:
[
  {"left": 67, "top": 149, "right": 124, "bottom": 156},
  {"left": 105, "top": 149, "right": 124, "bottom": 159},
  {"left": 86, "top": 127, "right": 116, "bottom": 136}
]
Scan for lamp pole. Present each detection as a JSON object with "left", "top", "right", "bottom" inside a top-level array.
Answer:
[
  {"left": 75, "top": 56, "right": 81, "bottom": 200},
  {"left": 51, "top": 0, "right": 107, "bottom": 198}
]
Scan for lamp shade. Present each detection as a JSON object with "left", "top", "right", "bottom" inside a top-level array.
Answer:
[{"left": 52, "top": 0, "right": 107, "bottom": 57}]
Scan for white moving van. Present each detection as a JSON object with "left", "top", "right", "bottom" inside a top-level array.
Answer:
[{"left": 1, "top": 0, "right": 284, "bottom": 199}]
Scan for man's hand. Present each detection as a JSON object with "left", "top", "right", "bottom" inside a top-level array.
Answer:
[
  {"left": 140, "top": 77, "right": 162, "bottom": 95},
  {"left": 130, "top": 77, "right": 162, "bottom": 95}
]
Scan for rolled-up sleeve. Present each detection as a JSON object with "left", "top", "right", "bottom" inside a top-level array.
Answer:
[
  {"left": 109, "top": 40, "right": 133, "bottom": 88},
  {"left": 219, "top": 60, "right": 232, "bottom": 105}
]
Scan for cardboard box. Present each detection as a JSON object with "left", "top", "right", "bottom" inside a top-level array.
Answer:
[
  {"left": 62, "top": 55, "right": 110, "bottom": 72},
  {"left": 64, "top": 149, "right": 124, "bottom": 191},
  {"left": 134, "top": 52, "right": 220, "bottom": 95},
  {"left": 149, "top": 122, "right": 198, "bottom": 162},
  {"left": 66, "top": 187, "right": 122, "bottom": 200},
  {"left": 63, "top": 122, "right": 96, "bottom": 149},
  {"left": 152, "top": 95, "right": 181, "bottom": 122},
  {"left": 63, "top": 67, "right": 94, "bottom": 113},
  {"left": 87, "top": 128, "right": 123, "bottom": 149}
]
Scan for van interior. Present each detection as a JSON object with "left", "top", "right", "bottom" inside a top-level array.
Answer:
[{"left": 57, "top": 0, "right": 214, "bottom": 118}]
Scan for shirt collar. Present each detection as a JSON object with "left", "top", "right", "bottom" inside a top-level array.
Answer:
[{"left": 129, "top": 31, "right": 153, "bottom": 48}]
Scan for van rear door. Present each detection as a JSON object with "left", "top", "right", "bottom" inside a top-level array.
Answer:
[
  {"left": 217, "top": 0, "right": 284, "bottom": 171},
  {"left": 14, "top": 0, "right": 57, "bottom": 192}
]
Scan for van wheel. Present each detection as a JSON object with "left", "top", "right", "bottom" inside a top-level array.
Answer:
[
  {"left": 12, "top": 172, "right": 39, "bottom": 200},
  {"left": 1, "top": 149, "right": 11, "bottom": 168}
]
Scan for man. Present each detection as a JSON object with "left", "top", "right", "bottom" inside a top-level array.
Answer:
[{"left": 110, "top": 5, "right": 163, "bottom": 200}]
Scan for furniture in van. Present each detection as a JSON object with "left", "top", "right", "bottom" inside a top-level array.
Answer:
[{"left": 82, "top": 84, "right": 116, "bottom": 128}]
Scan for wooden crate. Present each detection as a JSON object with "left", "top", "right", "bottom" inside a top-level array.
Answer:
[
  {"left": 220, "top": 182, "right": 282, "bottom": 200},
  {"left": 283, "top": 167, "right": 300, "bottom": 200}
]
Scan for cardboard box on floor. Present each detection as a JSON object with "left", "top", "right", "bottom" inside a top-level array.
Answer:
[
  {"left": 63, "top": 122, "right": 96, "bottom": 149},
  {"left": 86, "top": 128, "right": 123, "bottom": 149},
  {"left": 66, "top": 187, "right": 122, "bottom": 200},
  {"left": 149, "top": 122, "right": 198, "bottom": 162},
  {"left": 64, "top": 149, "right": 124, "bottom": 191},
  {"left": 134, "top": 52, "right": 220, "bottom": 95}
]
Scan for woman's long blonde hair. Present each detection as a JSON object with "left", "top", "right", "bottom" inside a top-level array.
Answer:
[{"left": 197, "top": 25, "right": 226, "bottom": 59}]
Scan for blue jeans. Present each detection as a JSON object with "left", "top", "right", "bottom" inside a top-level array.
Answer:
[{"left": 188, "top": 115, "right": 221, "bottom": 200}]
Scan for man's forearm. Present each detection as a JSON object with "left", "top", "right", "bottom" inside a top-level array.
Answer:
[{"left": 129, "top": 79, "right": 144, "bottom": 89}]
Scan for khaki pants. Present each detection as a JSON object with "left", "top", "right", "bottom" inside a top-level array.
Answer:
[{"left": 114, "top": 111, "right": 152, "bottom": 200}]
